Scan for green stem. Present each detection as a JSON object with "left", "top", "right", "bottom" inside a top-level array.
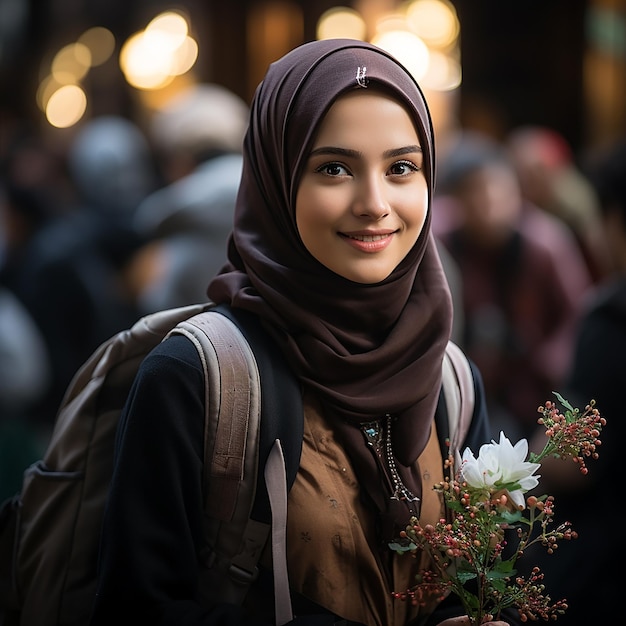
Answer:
[{"left": 528, "top": 439, "right": 559, "bottom": 464}]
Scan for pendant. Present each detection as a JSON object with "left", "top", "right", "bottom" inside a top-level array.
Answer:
[{"left": 361, "top": 420, "right": 384, "bottom": 455}]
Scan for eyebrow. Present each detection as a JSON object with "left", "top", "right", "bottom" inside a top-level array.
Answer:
[{"left": 308, "top": 145, "right": 423, "bottom": 159}]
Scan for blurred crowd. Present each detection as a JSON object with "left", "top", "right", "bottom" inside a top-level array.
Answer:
[
  {"left": 1, "top": 83, "right": 623, "bottom": 623},
  {"left": 433, "top": 125, "right": 622, "bottom": 625},
  {"left": 0, "top": 83, "right": 249, "bottom": 498}
]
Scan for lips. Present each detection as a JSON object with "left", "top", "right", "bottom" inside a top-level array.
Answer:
[{"left": 340, "top": 231, "right": 395, "bottom": 252}]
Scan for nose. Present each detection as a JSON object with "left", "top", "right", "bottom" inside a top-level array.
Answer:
[{"left": 353, "top": 174, "right": 389, "bottom": 219}]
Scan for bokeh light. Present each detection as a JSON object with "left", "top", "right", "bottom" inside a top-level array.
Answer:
[
  {"left": 317, "top": 6, "right": 367, "bottom": 41},
  {"left": 119, "top": 10, "right": 198, "bottom": 91},
  {"left": 51, "top": 43, "right": 91, "bottom": 84},
  {"left": 45, "top": 84, "right": 87, "bottom": 128},
  {"left": 405, "top": 0, "right": 459, "bottom": 49},
  {"left": 77, "top": 27, "right": 115, "bottom": 66},
  {"left": 371, "top": 29, "right": 430, "bottom": 81}
]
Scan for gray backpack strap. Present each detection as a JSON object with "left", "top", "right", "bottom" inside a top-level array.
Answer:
[
  {"left": 170, "top": 311, "right": 293, "bottom": 625},
  {"left": 177, "top": 312, "right": 261, "bottom": 519},
  {"left": 442, "top": 340, "right": 475, "bottom": 456},
  {"left": 264, "top": 439, "right": 293, "bottom": 625}
]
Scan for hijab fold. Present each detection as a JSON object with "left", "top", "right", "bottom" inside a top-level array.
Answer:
[{"left": 208, "top": 39, "right": 453, "bottom": 525}]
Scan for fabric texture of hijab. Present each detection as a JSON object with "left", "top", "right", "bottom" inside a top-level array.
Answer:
[{"left": 208, "top": 39, "right": 453, "bottom": 528}]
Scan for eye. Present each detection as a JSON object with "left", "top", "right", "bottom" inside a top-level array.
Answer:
[
  {"left": 315, "top": 161, "right": 351, "bottom": 177},
  {"left": 388, "top": 159, "right": 421, "bottom": 177}
]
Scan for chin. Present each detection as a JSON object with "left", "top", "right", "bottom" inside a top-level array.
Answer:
[{"left": 338, "top": 269, "right": 393, "bottom": 284}]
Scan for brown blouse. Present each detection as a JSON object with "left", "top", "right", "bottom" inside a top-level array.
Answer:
[{"left": 284, "top": 395, "right": 446, "bottom": 626}]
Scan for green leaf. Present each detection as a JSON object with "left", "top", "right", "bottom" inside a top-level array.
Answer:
[
  {"left": 553, "top": 391, "right": 574, "bottom": 412},
  {"left": 457, "top": 561, "right": 477, "bottom": 573},
  {"left": 446, "top": 500, "right": 465, "bottom": 514},
  {"left": 490, "top": 577, "right": 508, "bottom": 592},
  {"left": 495, "top": 480, "right": 523, "bottom": 493},
  {"left": 462, "top": 592, "right": 481, "bottom": 611},
  {"left": 499, "top": 510, "right": 523, "bottom": 524},
  {"left": 388, "top": 541, "right": 415, "bottom": 554},
  {"left": 494, "top": 560, "right": 516, "bottom": 574},
  {"left": 456, "top": 571, "right": 477, "bottom": 584}
]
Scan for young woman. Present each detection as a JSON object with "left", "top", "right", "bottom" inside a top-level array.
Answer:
[{"left": 91, "top": 39, "right": 517, "bottom": 626}]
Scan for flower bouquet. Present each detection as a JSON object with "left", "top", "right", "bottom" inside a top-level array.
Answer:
[{"left": 390, "top": 393, "right": 605, "bottom": 624}]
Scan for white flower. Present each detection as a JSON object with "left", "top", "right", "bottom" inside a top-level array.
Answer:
[{"left": 458, "top": 431, "right": 541, "bottom": 509}]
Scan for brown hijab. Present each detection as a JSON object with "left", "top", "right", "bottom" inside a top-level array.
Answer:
[{"left": 208, "top": 39, "right": 453, "bottom": 525}]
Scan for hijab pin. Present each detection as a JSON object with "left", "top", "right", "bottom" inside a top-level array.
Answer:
[{"left": 355, "top": 66, "right": 368, "bottom": 88}]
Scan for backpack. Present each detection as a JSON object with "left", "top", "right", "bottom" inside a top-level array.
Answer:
[{"left": 0, "top": 302, "right": 474, "bottom": 626}]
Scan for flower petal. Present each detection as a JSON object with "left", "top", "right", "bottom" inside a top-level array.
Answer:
[{"left": 461, "top": 432, "right": 541, "bottom": 496}]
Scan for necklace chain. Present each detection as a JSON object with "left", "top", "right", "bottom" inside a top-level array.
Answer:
[{"left": 361, "top": 414, "right": 420, "bottom": 504}]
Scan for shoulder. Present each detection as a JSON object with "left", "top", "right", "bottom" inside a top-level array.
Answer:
[
  {"left": 119, "top": 333, "right": 206, "bottom": 442},
  {"left": 138, "top": 333, "right": 205, "bottom": 380}
]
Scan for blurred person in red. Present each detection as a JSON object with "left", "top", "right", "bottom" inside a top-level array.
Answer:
[
  {"left": 506, "top": 125, "right": 610, "bottom": 283},
  {"left": 434, "top": 132, "right": 593, "bottom": 441},
  {"left": 526, "top": 137, "right": 626, "bottom": 624}
]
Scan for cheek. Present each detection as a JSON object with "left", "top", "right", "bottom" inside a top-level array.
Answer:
[
  {"left": 401, "top": 182, "right": 429, "bottom": 235},
  {"left": 295, "top": 184, "right": 344, "bottom": 235},
  {"left": 295, "top": 186, "right": 325, "bottom": 250}
]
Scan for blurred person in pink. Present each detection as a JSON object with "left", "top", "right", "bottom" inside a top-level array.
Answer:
[
  {"left": 434, "top": 132, "right": 592, "bottom": 440},
  {"left": 505, "top": 124, "right": 610, "bottom": 283}
]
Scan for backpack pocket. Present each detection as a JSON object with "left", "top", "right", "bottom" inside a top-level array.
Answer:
[{"left": 12, "top": 461, "right": 98, "bottom": 626}]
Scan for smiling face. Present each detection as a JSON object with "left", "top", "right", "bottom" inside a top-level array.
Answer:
[{"left": 295, "top": 89, "right": 428, "bottom": 284}]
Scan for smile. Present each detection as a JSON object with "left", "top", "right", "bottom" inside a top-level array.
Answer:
[
  {"left": 347, "top": 233, "right": 389, "bottom": 242},
  {"left": 342, "top": 232, "right": 393, "bottom": 242},
  {"left": 340, "top": 231, "right": 395, "bottom": 253}
]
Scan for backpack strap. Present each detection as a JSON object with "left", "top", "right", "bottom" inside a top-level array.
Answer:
[
  {"left": 176, "top": 312, "right": 261, "bottom": 520},
  {"left": 171, "top": 311, "right": 295, "bottom": 626},
  {"left": 442, "top": 340, "right": 475, "bottom": 456},
  {"left": 264, "top": 439, "right": 293, "bottom": 625}
]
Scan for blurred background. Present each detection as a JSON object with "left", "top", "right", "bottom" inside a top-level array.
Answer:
[{"left": 1, "top": 0, "right": 625, "bottom": 157}]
